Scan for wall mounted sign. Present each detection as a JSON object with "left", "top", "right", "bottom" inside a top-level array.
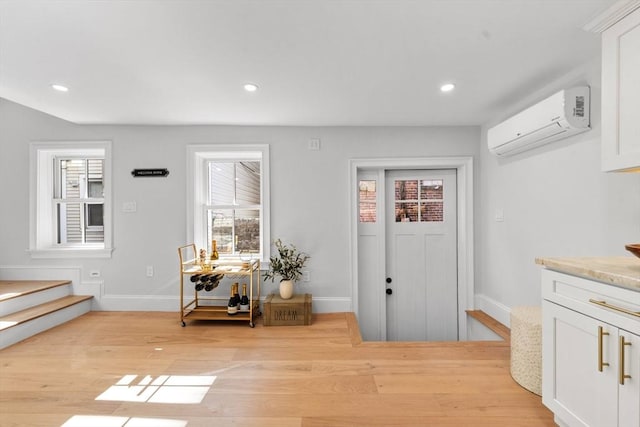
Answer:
[{"left": 131, "top": 168, "right": 170, "bottom": 177}]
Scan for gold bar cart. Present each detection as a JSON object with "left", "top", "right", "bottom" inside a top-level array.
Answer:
[{"left": 178, "top": 244, "right": 261, "bottom": 327}]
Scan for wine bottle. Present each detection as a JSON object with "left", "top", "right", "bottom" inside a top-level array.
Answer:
[
  {"left": 190, "top": 274, "right": 202, "bottom": 283},
  {"left": 194, "top": 278, "right": 205, "bottom": 292},
  {"left": 240, "top": 283, "right": 250, "bottom": 311},
  {"left": 227, "top": 284, "right": 238, "bottom": 315},
  {"left": 233, "top": 282, "right": 240, "bottom": 306},
  {"left": 202, "top": 274, "right": 214, "bottom": 292},
  {"left": 210, "top": 240, "right": 219, "bottom": 261}
]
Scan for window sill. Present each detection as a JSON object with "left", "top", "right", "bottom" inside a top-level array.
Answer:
[{"left": 28, "top": 247, "right": 114, "bottom": 259}]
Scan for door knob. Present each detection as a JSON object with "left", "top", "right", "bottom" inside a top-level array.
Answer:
[
  {"left": 386, "top": 288, "right": 393, "bottom": 295},
  {"left": 386, "top": 277, "right": 392, "bottom": 284}
]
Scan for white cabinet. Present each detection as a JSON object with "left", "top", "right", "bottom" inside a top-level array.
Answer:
[
  {"left": 601, "top": 7, "right": 640, "bottom": 172},
  {"left": 541, "top": 270, "right": 640, "bottom": 427}
]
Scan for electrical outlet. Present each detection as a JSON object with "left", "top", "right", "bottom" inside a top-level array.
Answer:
[
  {"left": 302, "top": 270, "right": 310, "bottom": 282},
  {"left": 308, "top": 138, "right": 320, "bottom": 151},
  {"left": 146, "top": 266, "right": 154, "bottom": 277}
]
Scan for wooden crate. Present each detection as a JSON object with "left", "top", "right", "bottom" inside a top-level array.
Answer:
[{"left": 264, "top": 293, "right": 312, "bottom": 326}]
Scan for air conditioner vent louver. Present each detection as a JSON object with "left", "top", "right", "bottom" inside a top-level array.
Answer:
[{"left": 487, "top": 87, "right": 591, "bottom": 157}]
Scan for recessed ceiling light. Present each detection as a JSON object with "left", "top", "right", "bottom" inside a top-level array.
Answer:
[
  {"left": 440, "top": 83, "right": 456, "bottom": 92},
  {"left": 51, "top": 84, "right": 69, "bottom": 92},
  {"left": 244, "top": 83, "right": 258, "bottom": 92}
]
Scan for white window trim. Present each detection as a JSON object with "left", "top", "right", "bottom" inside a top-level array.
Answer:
[
  {"left": 29, "top": 141, "right": 113, "bottom": 259},
  {"left": 186, "top": 144, "right": 270, "bottom": 264}
]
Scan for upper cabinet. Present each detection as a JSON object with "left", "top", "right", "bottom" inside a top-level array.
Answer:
[{"left": 601, "top": 6, "right": 640, "bottom": 172}]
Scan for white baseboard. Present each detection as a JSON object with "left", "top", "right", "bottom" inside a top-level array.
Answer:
[
  {"left": 310, "top": 297, "right": 351, "bottom": 313},
  {"left": 474, "top": 293, "right": 512, "bottom": 328},
  {"left": 0, "top": 265, "right": 80, "bottom": 284},
  {"left": 95, "top": 294, "right": 353, "bottom": 313},
  {"left": 0, "top": 267, "right": 354, "bottom": 313}
]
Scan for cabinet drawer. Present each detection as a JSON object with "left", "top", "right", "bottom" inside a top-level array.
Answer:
[{"left": 542, "top": 269, "right": 640, "bottom": 335}]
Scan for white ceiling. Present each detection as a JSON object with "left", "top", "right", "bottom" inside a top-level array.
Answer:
[{"left": 0, "top": 0, "right": 617, "bottom": 126}]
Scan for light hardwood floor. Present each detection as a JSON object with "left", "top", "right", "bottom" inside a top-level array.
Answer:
[{"left": 0, "top": 312, "right": 555, "bottom": 426}]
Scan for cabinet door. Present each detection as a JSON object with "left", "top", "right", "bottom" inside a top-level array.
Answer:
[
  {"left": 619, "top": 330, "right": 640, "bottom": 427},
  {"left": 602, "top": 8, "right": 640, "bottom": 172},
  {"left": 543, "top": 301, "right": 618, "bottom": 427}
]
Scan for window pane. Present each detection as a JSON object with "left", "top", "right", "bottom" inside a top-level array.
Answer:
[
  {"left": 87, "top": 181, "right": 103, "bottom": 198},
  {"left": 421, "top": 201, "right": 443, "bottom": 222},
  {"left": 60, "top": 159, "right": 86, "bottom": 199},
  {"left": 395, "top": 180, "right": 418, "bottom": 201},
  {"left": 235, "top": 209, "right": 260, "bottom": 252},
  {"left": 209, "top": 163, "right": 234, "bottom": 205},
  {"left": 86, "top": 203, "right": 104, "bottom": 227},
  {"left": 57, "top": 202, "right": 82, "bottom": 243},
  {"left": 359, "top": 180, "right": 376, "bottom": 223},
  {"left": 209, "top": 161, "right": 260, "bottom": 205},
  {"left": 395, "top": 202, "right": 418, "bottom": 222},
  {"left": 56, "top": 202, "right": 105, "bottom": 243},
  {"left": 420, "top": 180, "right": 443, "bottom": 200},
  {"left": 235, "top": 162, "right": 260, "bottom": 205},
  {"left": 209, "top": 210, "right": 233, "bottom": 254},
  {"left": 207, "top": 209, "right": 260, "bottom": 255}
]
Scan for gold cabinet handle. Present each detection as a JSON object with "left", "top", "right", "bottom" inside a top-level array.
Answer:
[
  {"left": 619, "top": 336, "right": 632, "bottom": 385},
  {"left": 598, "top": 326, "right": 610, "bottom": 372},
  {"left": 589, "top": 299, "right": 640, "bottom": 318}
]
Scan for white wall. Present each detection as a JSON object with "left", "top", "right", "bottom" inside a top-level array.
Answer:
[
  {"left": 0, "top": 98, "right": 480, "bottom": 312},
  {"left": 477, "top": 59, "right": 640, "bottom": 325},
  {"left": 4, "top": 56, "right": 637, "bottom": 321}
]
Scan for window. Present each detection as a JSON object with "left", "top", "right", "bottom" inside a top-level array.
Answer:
[
  {"left": 394, "top": 179, "right": 443, "bottom": 222},
  {"left": 56, "top": 158, "right": 105, "bottom": 242},
  {"left": 187, "top": 145, "right": 270, "bottom": 262},
  {"left": 30, "top": 141, "right": 112, "bottom": 258}
]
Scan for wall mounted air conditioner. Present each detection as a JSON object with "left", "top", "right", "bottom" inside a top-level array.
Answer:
[{"left": 487, "top": 86, "right": 590, "bottom": 156}]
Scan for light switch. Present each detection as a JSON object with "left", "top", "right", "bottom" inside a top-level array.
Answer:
[
  {"left": 122, "top": 201, "right": 137, "bottom": 213},
  {"left": 495, "top": 208, "right": 504, "bottom": 222}
]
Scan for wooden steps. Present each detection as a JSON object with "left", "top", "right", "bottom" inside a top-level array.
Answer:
[
  {"left": 467, "top": 309, "right": 511, "bottom": 342},
  {"left": 0, "top": 280, "right": 93, "bottom": 349}
]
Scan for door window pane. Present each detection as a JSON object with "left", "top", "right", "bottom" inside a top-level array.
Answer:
[
  {"left": 359, "top": 180, "right": 376, "bottom": 223},
  {"left": 395, "top": 202, "right": 418, "bottom": 222},
  {"left": 395, "top": 180, "right": 418, "bottom": 201},
  {"left": 395, "top": 179, "right": 444, "bottom": 223},
  {"left": 421, "top": 202, "right": 443, "bottom": 222},
  {"left": 420, "top": 180, "right": 443, "bottom": 200}
]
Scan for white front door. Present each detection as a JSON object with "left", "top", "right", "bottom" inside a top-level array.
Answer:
[{"left": 385, "top": 169, "right": 458, "bottom": 341}]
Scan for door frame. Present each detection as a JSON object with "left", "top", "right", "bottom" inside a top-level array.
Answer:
[{"left": 349, "top": 156, "right": 474, "bottom": 340}]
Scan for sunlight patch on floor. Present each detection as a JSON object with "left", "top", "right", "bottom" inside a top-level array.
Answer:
[
  {"left": 95, "top": 374, "right": 217, "bottom": 404},
  {"left": 61, "top": 415, "right": 187, "bottom": 427}
]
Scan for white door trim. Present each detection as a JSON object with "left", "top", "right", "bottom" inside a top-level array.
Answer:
[{"left": 349, "top": 156, "right": 474, "bottom": 340}]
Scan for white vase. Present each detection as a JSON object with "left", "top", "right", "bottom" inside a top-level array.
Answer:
[{"left": 279, "top": 279, "right": 294, "bottom": 299}]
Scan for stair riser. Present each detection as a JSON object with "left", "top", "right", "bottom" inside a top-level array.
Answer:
[
  {"left": 0, "top": 299, "right": 92, "bottom": 350},
  {"left": 0, "top": 285, "right": 71, "bottom": 317}
]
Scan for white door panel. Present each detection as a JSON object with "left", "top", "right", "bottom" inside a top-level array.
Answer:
[{"left": 385, "top": 169, "right": 457, "bottom": 341}]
